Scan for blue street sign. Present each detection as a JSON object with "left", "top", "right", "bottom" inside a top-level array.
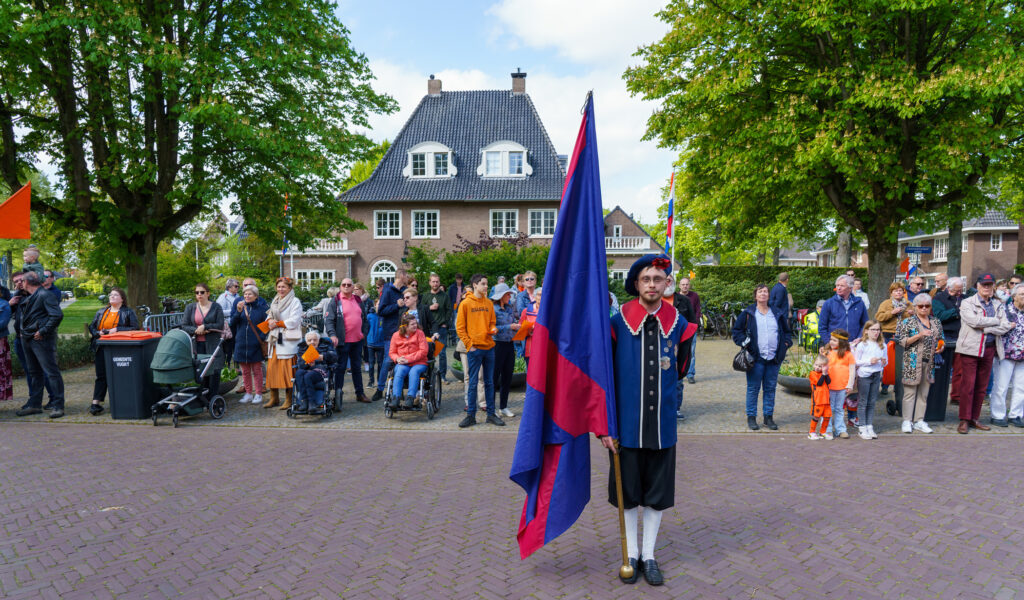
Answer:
[{"left": 905, "top": 246, "right": 932, "bottom": 254}]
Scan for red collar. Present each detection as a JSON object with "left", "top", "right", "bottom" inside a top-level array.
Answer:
[{"left": 620, "top": 299, "right": 677, "bottom": 337}]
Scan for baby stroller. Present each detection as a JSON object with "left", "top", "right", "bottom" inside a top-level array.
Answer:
[
  {"left": 383, "top": 341, "right": 443, "bottom": 420},
  {"left": 150, "top": 328, "right": 227, "bottom": 428},
  {"left": 287, "top": 338, "right": 339, "bottom": 420}
]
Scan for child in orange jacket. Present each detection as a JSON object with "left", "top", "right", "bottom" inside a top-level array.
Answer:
[
  {"left": 825, "top": 329, "right": 856, "bottom": 439},
  {"left": 808, "top": 355, "right": 832, "bottom": 440}
]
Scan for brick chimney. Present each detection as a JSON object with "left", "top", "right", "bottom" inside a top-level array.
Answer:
[
  {"left": 428, "top": 74, "right": 441, "bottom": 96},
  {"left": 511, "top": 68, "right": 526, "bottom": 95}
]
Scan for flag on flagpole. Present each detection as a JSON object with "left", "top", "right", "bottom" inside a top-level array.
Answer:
[
  {"left": 665, "top": 172, "right": 675, "bottom": 265},
  {"left": 281, "top": 193, "right": 290, "bottom": 255},
  {"left": 509, "top": 93, "right": 617, "bottom": 559},
  {"left": 0, "top": 182, "right": 31, "bottom": 239},
  {"left": 905, "top": 264, "right": 917, "bottom": 282}
]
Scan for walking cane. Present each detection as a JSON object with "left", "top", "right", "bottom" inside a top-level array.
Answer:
[{"left": 612, "top": 439, "right": 634, "bottom": 579}]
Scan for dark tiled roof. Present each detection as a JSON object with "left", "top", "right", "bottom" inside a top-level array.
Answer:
[
  {"left": 964, "top": 210, "right": 1016, "bottom": 228},
  {"left": 341, "top": 90, "right": 565, "bottom": 203}
]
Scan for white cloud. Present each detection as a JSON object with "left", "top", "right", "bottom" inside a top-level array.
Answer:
[{"left": 487, "top": 0, "right": 668, "bottom": 66}]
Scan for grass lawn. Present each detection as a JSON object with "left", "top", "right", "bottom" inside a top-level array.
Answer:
[{"left": 59, "top": 297, "right": 103, "bottom": 335}]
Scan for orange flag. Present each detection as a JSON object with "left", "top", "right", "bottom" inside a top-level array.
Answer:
[{"left": 0, "top": 182, "right": 31, "bottom": 239}]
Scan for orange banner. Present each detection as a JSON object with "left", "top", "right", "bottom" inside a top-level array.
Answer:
[{"left": 0, "top": 182, "right": 31, "bottom": 239}]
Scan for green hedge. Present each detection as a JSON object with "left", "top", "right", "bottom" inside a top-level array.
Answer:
[
  {"left": 10, "top": 333, "right": 94, "bottom": 377},
  {"left": 406, "top": 243, "right": 550, "bottom": 289},
  {"left": 692, "top": 266, "right": 867, "bottom": 310}
]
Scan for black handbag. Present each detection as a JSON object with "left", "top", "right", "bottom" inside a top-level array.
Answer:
[{"left": 733, "top": 336, "right": 755, "bottom": 372}]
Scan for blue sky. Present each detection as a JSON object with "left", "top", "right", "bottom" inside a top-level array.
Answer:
[{"left": 334, "top": 0, "right": 675, "bottom": 223}]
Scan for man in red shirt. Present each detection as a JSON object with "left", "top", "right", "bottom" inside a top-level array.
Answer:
[{"left": 326, "top": 278, "right": 370, "bottom": 405}]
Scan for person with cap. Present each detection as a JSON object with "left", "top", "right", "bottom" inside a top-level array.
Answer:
[
  {"left": 732, "top": 283, "right": 793, "bottom": 431},
  {"left": 955, "top": 272, "right": 1013, "bottom": 434},
  {"left": 599, "top": 254, "right": 696, "bottom": 586},
  {"left": 490, "top": 282, "right": 520, "bottom": 418}
]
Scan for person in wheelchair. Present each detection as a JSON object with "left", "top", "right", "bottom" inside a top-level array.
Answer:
[
  {"left": 294, "top": 331, "right": 337, "bottom": 414},
  {"left": 388, "top": 313, "right": 429, "bottom": 409}
]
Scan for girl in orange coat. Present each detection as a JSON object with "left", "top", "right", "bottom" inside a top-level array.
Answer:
[
  {"left": 826, "top": 329, "right": 856, "bottom": 439},
  {"left": 808, "top": 355, "right": 832, "bottom": 439},
  {"left": 389, "top": 314, "right": 429, "bottom": 409}
]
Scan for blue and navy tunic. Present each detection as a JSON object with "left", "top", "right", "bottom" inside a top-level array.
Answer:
[{"left": 610, "top": 299, "right": 696, "bottom": 450}]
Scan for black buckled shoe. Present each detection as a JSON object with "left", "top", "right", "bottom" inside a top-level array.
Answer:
[
  {"left": 747, "top": 416, "right": 760, "bottom": 431},
  {"left": 763, "top": 415, "right": 778, "bottom": 430},
  {"left": 642, "top": 559, "right": 664, "bottom": 586},
  {"left": 89, "top": 403, "right": 104, "bottom": 416},
  {"left": 619, "top": 556, "right": 642, "bottom": 584}
]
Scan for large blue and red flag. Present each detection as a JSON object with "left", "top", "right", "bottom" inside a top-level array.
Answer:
[
  {"left": 509, "top": 93, "right": 617, "bottom": 559},
  {"left": 665, "top": 172, "right": 675, "bottom": 261}
]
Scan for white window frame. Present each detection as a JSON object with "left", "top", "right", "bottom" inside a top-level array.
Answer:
[
  {"left": 404, "top": 142, "right": 456, "bottom": 179},
  {"left": 433, "top": 152, "right": 448, "bottom": 176},
  {"left": 411, "top": 209, "right": 440, "bottom": 239},
  {"left": 411, "top": 153, "right": 426, "bottom": 177},
  {"left": 963, "top": 236, "right": 970, "bottom": 252},
  {"left": 610, "top": 270, "right": 627, "bottom": 281},
  {"left": 477, "top": 140, "right": 532, "bottom": 178},
  {"left": 612, "top": 225, "right": 622, "bottom": 237},
  {"left": 374, "top": 210, "right": 402, "bottom": 239},
  {"left": 485, "top": 151, "right": 502, "bottom": 176},
  {"left": 370, "top": 260, "right": 397, "bottom": 284},
  {"left": 991, "top": 232, "right": 1003, "bottom": 251},
  {"left": 294, "top": 270, "right": 336, "bottom": 290},
  {"left": 933, "top": 237, "right": 948, "bottom": 261},
  {"left": 490, "top": 209, "right": 519, "bottom": 237},
  {"left": 528, "top": 208, "right": 557, "bottom": 238},
  {"left": 509, "top": 151, "right": 524, "bottom": 175}
]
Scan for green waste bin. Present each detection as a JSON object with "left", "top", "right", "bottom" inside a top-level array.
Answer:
[{"left": 98, "top": 336, "right": 163, "bottom": 419}]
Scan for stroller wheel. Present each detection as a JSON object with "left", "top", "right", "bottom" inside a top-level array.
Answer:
[
  {"left": 322, "top": 408, "right": 332, "bottom": 419},
  {"left": 384, "top": 405, "right": 394, "bottom": 419},
  {"left": 286, "top": 407, "right": 295, "bottom": 419},
  {"left": 885, "top": 399, "right": 897, "bottom": 416},
  {"left": 209, "top": 395, "right": 226, "bottom": 420}
]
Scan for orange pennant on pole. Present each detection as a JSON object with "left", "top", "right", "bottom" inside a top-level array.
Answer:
[{"left": 0, "top": 182, "right": 31, "bottom": 239}]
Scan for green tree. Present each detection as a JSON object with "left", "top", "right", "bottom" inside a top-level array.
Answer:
[
  {"left": 626, "top": 1, "right": 1023, "bottom": 308},
  {"left": 0, "top": 1, "right": 395, "bottom": 308},
  {"left": 340, "top": 140, "right": 391, "bottom": 192}
]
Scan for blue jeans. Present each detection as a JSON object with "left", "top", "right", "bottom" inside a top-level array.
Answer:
[
  {"left": 392, "top": 363, "right": 427, "bottom": 400},
  {"left": 377, "top": 340, "right": 392, "bottom": 388},
  {"left": 744, "top": 357, "right": 779, "bottom": 417},
  {"left": 336, "top": 339, "right": 364, "bottom": 395},
  {"left": 367, "top": 346, "right": 385, "bottom": 384},
  {"left": 857, "top": 371, "right": 881, "bottom": 427},
  {"left": 466, "top": 347, "right": 495, "bottom": 416},
  {"left": 829, "top": 390, "right": 848, "bottom": 435},
  {"left": 687, "top": 336, "right": 697, "bottom": 378}
]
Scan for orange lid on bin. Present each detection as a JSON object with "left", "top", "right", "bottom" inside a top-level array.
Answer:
[{"left": 101, "top": 330, "right": 162, "bottom": 340}]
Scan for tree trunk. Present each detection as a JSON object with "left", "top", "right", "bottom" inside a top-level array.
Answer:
[
  {"left": 124, "top": 231, "right": 159, "bottom": 312},
  {"left": 755, "top": 251, "right": 766, "bottom": 266},
  {"left": 866, "top": 234, "right": 899, "bottom": 311},
  {"left": 948, "top": 218, "right": 963, "bottom": 278},
  {"left": 836, "top": 230, "right": 852, "bottom": 267},
  {"left": 771, "top": 247, "right": 780, "bottom": 266}
]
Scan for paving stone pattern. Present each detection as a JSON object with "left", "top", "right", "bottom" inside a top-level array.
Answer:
[{"left": 2, "top": 425, "right": 1024, "bottom": 599}]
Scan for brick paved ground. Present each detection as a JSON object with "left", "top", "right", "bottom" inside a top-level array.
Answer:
[
  {"left": 2, "top": 340, "right": 1019, "bottom": 438},
  {"left": 3, "top": 424, "right": 1024, "bottom": 599}
]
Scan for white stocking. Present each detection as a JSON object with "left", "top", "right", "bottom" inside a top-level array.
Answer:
[
  {"left": 642, "top": 508, "right": 663, "bottom": 560},
  {"left": 624, "top": 507, "right": 639, "bottom": 560}
]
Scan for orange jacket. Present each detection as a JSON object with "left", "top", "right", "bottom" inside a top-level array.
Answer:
[
  {"left": 389, "top": 329, "right": 428, "bottom": 366},
  {"left": 827, "top": 351, "right": 856, "bottom": 391},
  {"left": 456, "top": 293, "right": 495, "bottom": 351}
]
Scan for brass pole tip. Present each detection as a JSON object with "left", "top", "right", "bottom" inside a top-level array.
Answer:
[{"left": 618, "top": 564, "right": 635, "bottom": 579}]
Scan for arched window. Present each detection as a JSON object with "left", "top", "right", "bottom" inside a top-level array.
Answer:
[
  {"left": 404, "top": 142, "right": 456, "bottom": 178},
  {"left": 370, "top": 259, "right": 398, "bottom": 284},
  {"left": 477, "top": 140, "right": 532, "bottom": 177}
]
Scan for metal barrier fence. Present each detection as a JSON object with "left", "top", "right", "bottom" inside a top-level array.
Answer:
[
  {"left": 143, "top": 312, "right": 184, "bottom": 334},
  {"left": 302, "top": 313, "right": 325, "bottom": 334}
]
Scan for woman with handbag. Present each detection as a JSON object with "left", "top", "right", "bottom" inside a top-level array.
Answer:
[
  {"left": 87, "top": 287, "right": 140, "bottom": 415},
  {"left": 230, "top": 283, "right": 270, "bottom": 404},
  {"left": 180, "top": 283, "right": 225, "bottom": 401},
  {"left": 732, "top": 283, "right": 792, "bottom": 431},
  {"left": 263, "top": 277, "right": 303, "bottom": 410}
]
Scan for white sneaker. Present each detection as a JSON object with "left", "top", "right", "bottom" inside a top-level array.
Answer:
[
  {"left": 501, "top": 408, "right": 515, "bottom": 418},
  {"left": 240, "top": 393, "right": 252, "bottom": 404},
  {"left": 913, "top": 420, "right": 933, "bottom": 434},
  {"left": 858, "top": 426, "right": 872, "bottom": 440},
  {"left": 823, "top": 432, "right": 834, "bottom": 440},
  {"left": 868, "top": 425, "right": 878, "bottom": 439},
  {"left": 807, "top": 433, "right": 820, "bottom": 440},
  {"left": 901, "top": 420, "right": 913, "bottom": 434}
]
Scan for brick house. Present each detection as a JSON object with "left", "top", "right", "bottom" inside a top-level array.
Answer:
[
  {"left": 604, "top": 206, "right": 665, "bottom": 279},
  {"left": 278, "top": 71, "right": 566, "bottom": 287},
  {"left": 813, "top": 210, "right": 1021, "bottom": 284}
]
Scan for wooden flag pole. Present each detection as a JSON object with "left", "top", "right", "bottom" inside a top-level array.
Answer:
[{"left": 613, "top": 439, "right": 634, "bottom": 580}]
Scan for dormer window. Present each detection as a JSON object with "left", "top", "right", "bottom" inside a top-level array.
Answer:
[
  {"left": 404, "top": 142, "right": 456, "bottom": 179},
  {"left": 478, "top": 141, "right": 532, "bottom": 178}
]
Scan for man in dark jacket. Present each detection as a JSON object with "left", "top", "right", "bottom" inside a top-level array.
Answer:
[
  {"left": 14, "top": 271, "right": 65, "bottom": 418},
  {"left": 818, "top": 275, "right": 868, "bottom": 348},
  {"left": 325, "top": 277, "right": 370, "bottom": 404},
  {"left": 371, "top": 269, "right": 408, "bottom": 401},
  {"left": 934, "top": 277, "right": 965, "bottom": 405},
  {"left": 769, "top": 272, "right": 790, "bottom": 318},
  {"left": 424, "top": 273, "right": 452, "bottom": 380}
]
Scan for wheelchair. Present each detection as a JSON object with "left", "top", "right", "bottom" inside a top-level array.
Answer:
[
  {"left": 383, "top": 341, "right": 443, "bottom": 420},
  {"left": 287, "top": 360, "right": 340, "bottom": 420}
]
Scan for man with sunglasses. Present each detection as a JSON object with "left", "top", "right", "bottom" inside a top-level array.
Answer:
[{"left": 325, "top": 278, "right": 370, "bottom": 405}]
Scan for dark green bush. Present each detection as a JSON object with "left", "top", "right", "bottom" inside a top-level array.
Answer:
[
  {"left": 692, "top": 266, "right": 867, "bottom": 311},
  {"left": 10, "top": 333, "right": 94, "bottom": 376},
  {"left": 406, "top": 242, "right": 550, "bottom": 288}
]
